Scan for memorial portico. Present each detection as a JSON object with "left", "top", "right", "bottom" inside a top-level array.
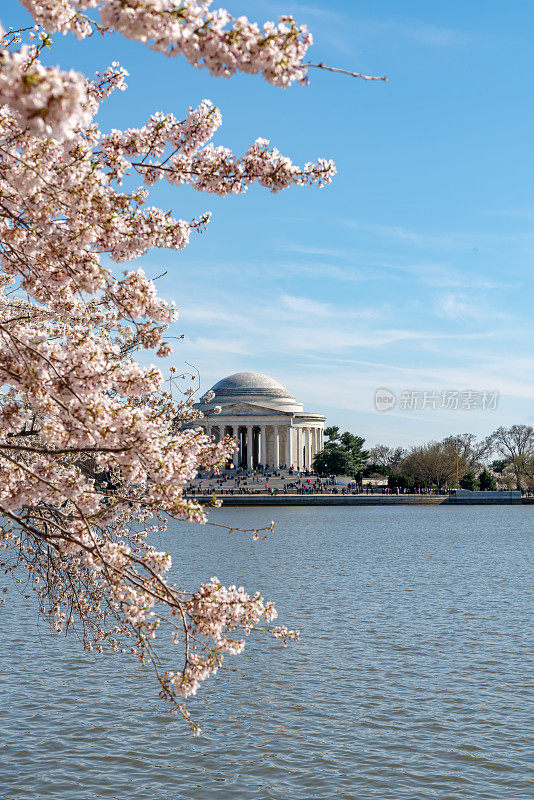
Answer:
[{"left": 193, "top": 372, "right": 325, "bottom": 470}]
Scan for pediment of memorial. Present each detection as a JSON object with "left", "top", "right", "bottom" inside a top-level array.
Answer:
[{"left": 217, "top": 402, "right": 291, "bottom": 417}]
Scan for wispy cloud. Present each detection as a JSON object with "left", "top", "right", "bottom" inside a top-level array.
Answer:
[
  {"left": 340, "top": 15, "right": 474, "bottom": 49},
  {"left": 435, "top": 293, "right": 509, "bottom": 322},
  {"left": 181, "top": 336, "right": 249, "bottom": 355},
  {"left": 277, "top": 260, "right": 382, "bottom": 283},
  {"left": 242, "top": 3, "right": 472, "bottom": 49},
  {"left": 279, "top": 293, "right": 387, "bottom": 320},
  {"left": 345, "top": 220, "right": 428, "bottom": 244},
  {"left": 179, "top": 305, "right": 249, "bottom": 326},
  {"left": 420, "top": 265, "right": 514, "bottom": 290},
  {"left": 276, "top": 243, "right": 347, "bottom": 259},
  {"left": 342, "top": 219, "right": 484, "bottom": 251},
  {"left": 274, "top": 243, "right": 517, "bottom": 291},
  {"left": 280, "top": 294, "right": 334, "bottom": 317},
  {"left": 242, "top": 0, "right": 345, "bottom": 24},
  {"left": 390, "top": 21, "right": 473, "bottom": 48},
  {"left": 175, "top": 290, "right": 502, "bottom": 361},
  {"left": 343, "top": 217, "right": 534, "bottom": 253},
  {"left": 483, "top": 207, "right": 534, "bottom": 222}
]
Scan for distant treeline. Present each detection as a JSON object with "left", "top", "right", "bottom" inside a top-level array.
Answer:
[{"left": 312, "top": 425, "right": 534, "bottom": 491}]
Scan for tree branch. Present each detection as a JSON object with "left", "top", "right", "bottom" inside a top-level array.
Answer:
[{"left": 304, "top": 62, "right": 388, "bottom": 81}]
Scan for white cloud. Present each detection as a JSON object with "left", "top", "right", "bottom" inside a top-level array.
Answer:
[
  {"left": 179, "top": 305, "right": 249, "bottom": 326},
  {"left": 420, "top": 265, "right": 513, "bottom": 290},
  {"left": 182, "top": 336, "right": 249, "bottom": 354},
  {"left": 393, "top": 21, "right": 473, "bottom": 47},
  {"left": 435, "top": 293, "right": 509, "bottom": 322},
  {"left": 342, "top": 218, "right": 534, "bottom": 257},
  {"left": 280, "top": 294, "right": 335, "bottom": 317},
  {"left": 276, "top": 243, "right": 347, "bottom": 259},
  {"left": 345, "top": 220, "right": 427, "bottom": 244}
]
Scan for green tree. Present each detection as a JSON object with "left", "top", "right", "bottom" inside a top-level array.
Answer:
[
  {"left": 313, "top": 428, "right": 369, "bottom": 477},
  {"left": 459, "top": 470, "right": 479, "bottom": 490},
  {"left": 339, "top": 431, "right": 369, "bottom": 472},
  {"left": 388, "top": 473, "right": 416, "bottom": 491},
  {"left": 478, "top": 468, "right": 497, "bottom": 491},
  {"left": 313, "top": 448, "right": 354, "bottom": 477},
  {"left": 324, "top": 425, "right": 340, "bottom": 440}
]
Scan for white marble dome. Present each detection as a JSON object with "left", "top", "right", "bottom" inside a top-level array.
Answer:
[
  {"left": 205, "top": 371, "right": 302, "bottom": 412},
  {"left": 210, "top": 372, "right": 294, "bottom": 399}
]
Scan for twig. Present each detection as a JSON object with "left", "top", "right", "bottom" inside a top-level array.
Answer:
[{"left": 304, "top": 62, "right": 388, "bottom": 82}]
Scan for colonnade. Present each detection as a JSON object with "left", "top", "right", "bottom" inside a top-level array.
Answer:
[{"left": 199, "top": 422, "right": 324, "bottom": 470}]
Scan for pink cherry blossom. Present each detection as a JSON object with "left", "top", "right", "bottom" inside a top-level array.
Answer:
[{"left": 0, "top": 0, "right": 363, "bottom": 733}]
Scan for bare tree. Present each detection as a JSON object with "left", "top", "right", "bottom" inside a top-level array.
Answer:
[
  {"left": 400, "top": 434, "right": 489, "bottom": 490},
  {"left": 490, "top": 425, "right": 534, "bottom": 489},
  {"left": 368, "top": 444, "right": 407, "bottom": 471},
  {"left": 450, "top": 433, "right": 493, "bottom": 469},
  {"left": 401, "top": 440, "right": 458, "bottom": 490}
]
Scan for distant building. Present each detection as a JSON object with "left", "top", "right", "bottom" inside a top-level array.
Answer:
[{"left": 193, "top": 372, "right": 325, "bottom": 470}]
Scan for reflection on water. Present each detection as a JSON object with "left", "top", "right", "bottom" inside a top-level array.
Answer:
[{"left": 1, "top": 507, "right": 533, "bottom": 799}]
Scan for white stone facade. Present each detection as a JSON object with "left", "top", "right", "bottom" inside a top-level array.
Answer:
[{"left": 192, "top": 372, "right": 326, "bottom": 470}]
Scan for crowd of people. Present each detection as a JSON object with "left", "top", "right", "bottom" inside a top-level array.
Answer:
[{"left": 184, "top": 468, "right": 450, "bottom": 498}]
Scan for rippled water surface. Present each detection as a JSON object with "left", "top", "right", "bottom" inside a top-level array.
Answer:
[{"left": 1, "top": 506, "right": 533, "bottom": 799}]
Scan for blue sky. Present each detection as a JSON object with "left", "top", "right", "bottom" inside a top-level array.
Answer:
[{"left": 5, "top": 0, "right": 534, "bottom": 446}]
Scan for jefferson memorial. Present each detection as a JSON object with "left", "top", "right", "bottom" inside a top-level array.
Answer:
[{"left": 193, "top": 372, "right": 326, "bottom": 470}]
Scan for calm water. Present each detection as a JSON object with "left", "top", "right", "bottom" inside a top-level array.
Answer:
[{"left": 1, "top": 507, "right": 533, "bottom": 800}]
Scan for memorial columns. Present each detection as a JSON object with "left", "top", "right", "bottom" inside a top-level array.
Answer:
[
  {"left": 305, "top": 427, "right": 311, "bottom": 470},
  {"left": 260, "top": 425, "right": 266, "bottom": 466},
  {"left": 273, "top": 426, "right": 280, "bottom": 469},
  {"left": 246, "top": 425, "right": 254, "bottom": 470},
  {"left": 191, "top": 416, "right": 325, "bottom": 473},
  {"left": 229, "top": 426, "right": 239, "bottom": 468},
  {"left": 296, "top": 428, "right": 302, "bottom": 470},
  {"left": 286, "top": 425, "right": 293, "bottom": 469}
]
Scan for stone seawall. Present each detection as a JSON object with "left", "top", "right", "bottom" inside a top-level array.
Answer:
[{"left": 188, "top": 494, "right": 532, "bottom": 507}]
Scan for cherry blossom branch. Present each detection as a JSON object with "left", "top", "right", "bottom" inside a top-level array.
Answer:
[
  {"left": 0, "top": 443, "right": 134, "bottom": 454},
  {"left": 0, "top": 0, "right": 362, "bottom": 732},
  {"left": 304, "top": 62, "right": 388, "bottom": 81}
]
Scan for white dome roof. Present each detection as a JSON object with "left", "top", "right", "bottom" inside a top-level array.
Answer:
[{"left": 210, "top": 372, "right": 295, "bottom": 400}]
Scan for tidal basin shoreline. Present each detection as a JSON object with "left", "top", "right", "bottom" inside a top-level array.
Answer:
[{"left": 188, "top": 492, "right": 533, "bottom": 506}]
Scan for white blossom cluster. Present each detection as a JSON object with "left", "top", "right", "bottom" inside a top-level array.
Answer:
[
  {"left": 98, "top": 102, "right": 336, "bottom": 195},
  {"left": 0, "top": 1, "right": 317, "bottom": 732},
  {"left": 21, "top": 0, "right": 313, "bottom": 86},
  {"left": 0, "top": 44, "right": 91, "bottom": 139}
]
